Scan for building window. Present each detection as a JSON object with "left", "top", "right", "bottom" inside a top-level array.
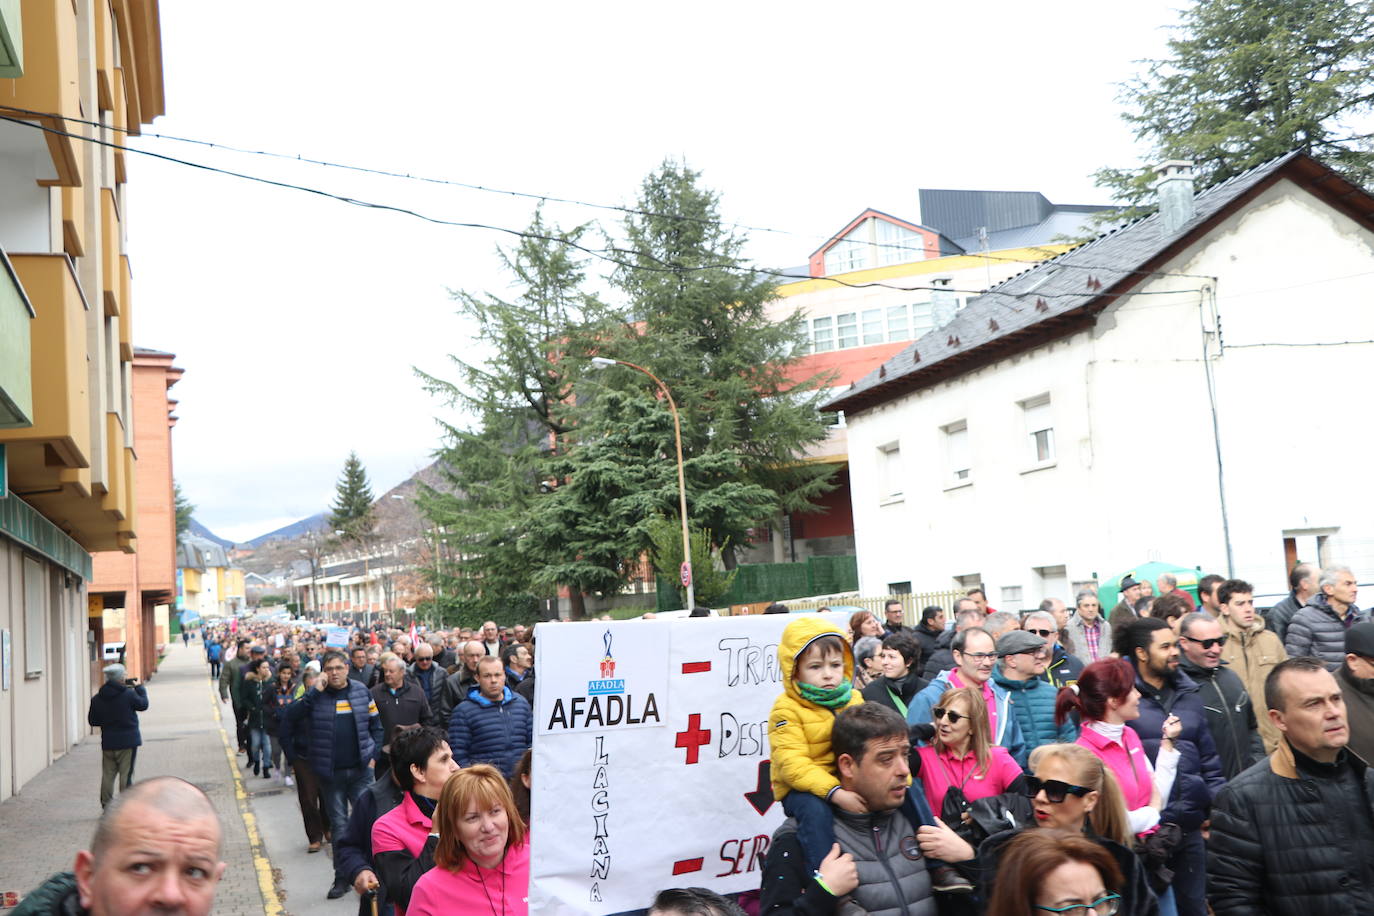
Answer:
[
  {"left": 888, "top": 581, "right": 913, "bottom": 595},
  {"left": 812, "top": 316, "right": 834, "bottom": 352},
  {"left": 876, "top": 220, "right": 926, "bottom": 266},
  {"left": 1021, "top": 394, "right": 1054, "bottom": 464},
  {"left": 887, "top": 304, "right": 911, "bottom": 341},
  {"left": 861, "top": 309, "right": 884, "bottom": 345},
  {"left": 878, "top": 442, "right": 903, "bottom": 503},
  {"left": 836, "top": 312, "right": 858, "bottom": 349},
  {"left": 911, "top": 301, "right": 934, "bottom": 337},
  {"left": 824, "top": 230, "right": 869, "bottom": 275},
  {"left": 1000, "top": 586, "right": 1024, "bottom": 614},
  {"left": 944, "top": 421, "right": 971, "bottom": 483}
]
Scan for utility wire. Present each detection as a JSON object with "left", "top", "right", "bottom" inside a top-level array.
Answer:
[
  {"left": 0, "top": 103, "right": 1218, "bottom": 284},
  {"left": 0, "top": 111, "right": 1207, "bottom": 307}
]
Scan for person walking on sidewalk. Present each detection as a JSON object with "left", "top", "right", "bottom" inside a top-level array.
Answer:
[
  {"left": 87, "top": 663, "right": 148, "bottom": 808},
  {"left": 218, "top": 639, "right": 252, "bottom": 753}
]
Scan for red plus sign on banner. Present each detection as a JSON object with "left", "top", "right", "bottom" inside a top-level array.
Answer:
[{"left": 674, "top": 713, "right": 711, "bottom": 764}]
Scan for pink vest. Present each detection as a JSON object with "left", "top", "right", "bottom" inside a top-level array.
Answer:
[{"left": 1078, "top": 722, "right": 1152, "bottom": 810}]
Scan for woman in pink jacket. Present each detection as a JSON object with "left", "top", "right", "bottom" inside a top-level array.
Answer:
[
  {"left": 914, "top": 685, "right": 1026, "bottom": 817},
  {"left": 406, "top": 764, "right": 530, "bottom": 916}
]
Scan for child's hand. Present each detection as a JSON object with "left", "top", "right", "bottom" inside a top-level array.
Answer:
[{"left": 831, "top": 788, "right": 868, "bottom": 814}]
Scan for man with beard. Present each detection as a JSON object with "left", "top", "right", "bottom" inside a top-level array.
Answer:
[{"left": 1115, "top": 617, "right": 1226, "bottom": 916}]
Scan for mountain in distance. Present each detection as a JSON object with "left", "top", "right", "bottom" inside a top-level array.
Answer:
[
  {"left": 242, "top": 512, "right": 330, "bottom": 549},
  {"left": 187, "top": 517, "right": 235, "bottom": 549}
]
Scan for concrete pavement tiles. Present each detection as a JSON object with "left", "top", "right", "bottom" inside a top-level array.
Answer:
[{"left": 0, "top": 643, "right": 272, "bottom": 915}]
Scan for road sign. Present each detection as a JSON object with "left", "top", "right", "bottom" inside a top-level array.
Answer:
[{"left": 680, "top": 561, "right": 692, "bottom": 588}]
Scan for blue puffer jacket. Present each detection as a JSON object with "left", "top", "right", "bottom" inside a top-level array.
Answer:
[
  {"left": 993, "top": 666, "right": 1077, "bottom": 752},
  {"left": 87, "top": 682, "right": 148, "bottom": 750},
  {"left": 280, "top": 681, "right": 381, "bottom": 777},
  {"left": 447, "top": 687, "right": 533, "bottom": 777},
  {"left": 1127, "top": 668, "right": 1226, "bottom": 831}
]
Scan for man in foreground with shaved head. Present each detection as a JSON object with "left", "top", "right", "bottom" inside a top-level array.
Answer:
[{"left": 13, "top": 776, "right": 227, "bottom": 915}]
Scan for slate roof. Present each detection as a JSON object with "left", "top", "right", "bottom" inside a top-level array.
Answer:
[{"left": 824, "top": 152, "right": 1374, "bottom": 416}]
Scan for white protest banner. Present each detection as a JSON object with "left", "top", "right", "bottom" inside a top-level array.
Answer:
[
  {"left": 530, "top": 612, "right": 848, "bottom": 915},
  {"left": 324, "top": 626, "right": 351, "bottom": 648}
]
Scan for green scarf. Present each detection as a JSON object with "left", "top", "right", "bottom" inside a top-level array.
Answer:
[{"left": 797, "top": 678, "right": 853, "bottom": 709}]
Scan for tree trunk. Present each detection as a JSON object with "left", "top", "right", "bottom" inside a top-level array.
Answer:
[{"left": 568, "top": 590, "right": 587, "bottom": 621}]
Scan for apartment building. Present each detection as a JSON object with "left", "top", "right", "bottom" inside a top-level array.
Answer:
[{"left": 0, "top": 0, "right": 164, "bottom": 800}]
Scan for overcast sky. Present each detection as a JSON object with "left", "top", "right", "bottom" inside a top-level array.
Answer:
[{"left": 128, "top": 0, "right": 1182, "bottom": 543}]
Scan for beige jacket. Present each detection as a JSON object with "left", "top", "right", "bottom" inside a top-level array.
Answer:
[{"left": 1220, "top": 613, "right": 1287, "bottom": 752}]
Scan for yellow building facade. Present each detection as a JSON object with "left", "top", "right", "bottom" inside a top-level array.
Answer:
[{"left": 0, "top": 0, "right": 164, "bottom": 801}]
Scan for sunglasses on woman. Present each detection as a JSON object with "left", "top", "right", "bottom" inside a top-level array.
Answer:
[
  {"left": 1035, "top": 894, "right": 1121, "bottom": 915},
  {"left": 1022, "top": 776, "right": 1093, "bottom": 803},
  {"left": 931, "top": 707, "right": 967, "bottom": 724}
]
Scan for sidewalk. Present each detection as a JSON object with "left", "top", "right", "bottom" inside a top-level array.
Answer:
[{"left": 0, "top": 642, "right": 271, "bottom": 915}]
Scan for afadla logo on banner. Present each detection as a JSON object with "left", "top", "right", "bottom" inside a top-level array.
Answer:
[{"left": 530, "top": 613, "right": 845, "bottom": 915}]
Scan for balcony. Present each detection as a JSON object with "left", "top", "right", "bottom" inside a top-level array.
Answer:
[
  {"left": 0, "top": 0, "right": 21, "bottom": 79},
  {"left": 0, "top": 0, "right": 81, "bottom": 187},
  {"left": 0, "top": 247, "right": 33, "bottom": 428},
  {"left": 0, "top": 254, "right": 130, "bottom": 552}
]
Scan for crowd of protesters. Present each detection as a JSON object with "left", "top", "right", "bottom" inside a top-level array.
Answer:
[{"left": 180, "top": 563, "right": 1374, "bottom": 916}]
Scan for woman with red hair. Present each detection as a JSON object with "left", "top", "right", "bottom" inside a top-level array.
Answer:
[{"left": 1057, "top": 658, "right": 1181, "bottom": 914}]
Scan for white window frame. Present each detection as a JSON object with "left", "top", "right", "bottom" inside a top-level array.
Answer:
[
  {"left": 1019, "top": 394, "right": 1056, "bottom": 472},
  {"left": 878, "top": 441, "right": 904, "bottom": 505},
  {"left": 943, "top": 421, "right": 972, "bottom": 489}
]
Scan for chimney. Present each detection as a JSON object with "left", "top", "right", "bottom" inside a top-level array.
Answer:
[
  {"left": 931, "top": 277, "right": 958, "bottom": 329},
  {"left": 1154, "top": 160, "right": 1196, "bottom": 234}
]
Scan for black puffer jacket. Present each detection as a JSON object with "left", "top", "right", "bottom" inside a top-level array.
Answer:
[
  {"left": 1208, "top": 742, "right": 1374, "bottom": 915},
  {"left": 1127, "top": 669, "right": 1226, "bottom": 831},
  {"left": 1177, "top": 658, "right": 1265, "bottom": 780},
  {"left": 1284, "top": 593, "right": 1368, "bottom": 670}
]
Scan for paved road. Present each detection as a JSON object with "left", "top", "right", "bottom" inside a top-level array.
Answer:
[{"left": 0, "top": 641, "right": 271, "bottom": 915}]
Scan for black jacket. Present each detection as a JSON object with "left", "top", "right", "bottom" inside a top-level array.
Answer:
[
  {"left": 1127, "top": 668, "right": 1226, "bottom": 832},
  {"left": 1263, "top": 591, "right": 1304, "bottom": 643},
  {"left": 912, "top": 624, "right": 942, "bottom": 670},
  {"left": 87, "top": 682, "right": 148, "bottom": 750},
  {"left": 1209, "top": 742, "right": 1374, "bottom": 915},
  {"left": 921, "top": 629, "right": 955, "bottom": 680},
  {"left": 431, "top": 668, "right": 478, "bottom": 729},
  {"left": 1042, "top": 645, "right": 1085, "bottom": 688},
  {"left": 334, "top": 773, "right": 405, "bottom": 912},
  {"left": 861, "top": 669, "right": 928, "bottom": 716},
  {"left": 1178, "top": 658, "right": 1265, "bottom": 780},
  {"left": 370, "top": 679, "right": 435, "bottom": 745}
]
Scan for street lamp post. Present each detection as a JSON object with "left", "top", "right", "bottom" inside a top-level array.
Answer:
[{"left": 589, "top": 356, "right": 696, "bottom": 612}]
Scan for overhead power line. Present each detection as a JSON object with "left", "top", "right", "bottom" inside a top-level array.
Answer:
[
  {"left": 0, "top": 112, "right": 1210, "bottom": 306},
  {"left": 0, "top": 103, "right": 1216, "bottom": 284}
]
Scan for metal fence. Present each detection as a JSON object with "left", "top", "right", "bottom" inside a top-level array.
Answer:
[{"left": 656, "top": 555, "right": 860, "bottom": 612}]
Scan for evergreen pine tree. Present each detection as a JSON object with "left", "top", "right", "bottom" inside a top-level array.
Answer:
[
  {"left": 328, "top": 451, "right": 375, "bottom": 540},
  {"left": 1094, "top": 0, "right": 1374, "bottom": 221},
  {"left": 173, "top": 480, "right": 194, "bottom": 537}
]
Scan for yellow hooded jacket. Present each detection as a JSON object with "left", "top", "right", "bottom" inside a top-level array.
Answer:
[{"left": 768, "top": 615, "right": 866, "bottom": 802}]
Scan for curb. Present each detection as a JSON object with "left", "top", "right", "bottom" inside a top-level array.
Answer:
[{"left": 210, "top": 685, "right": 286, "bottom": 916}]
